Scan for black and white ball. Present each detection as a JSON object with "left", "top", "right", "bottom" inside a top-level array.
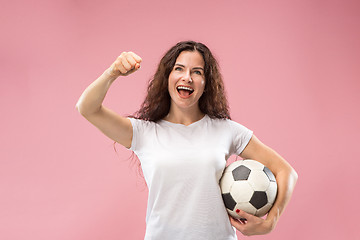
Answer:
[{"left": 220, "top": 159, "right": 277, "bottom": 218}]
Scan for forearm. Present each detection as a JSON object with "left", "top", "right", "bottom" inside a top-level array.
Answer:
[
  {"left": 267, "top": 165, "right": 298, "bottom": 226},
  {"left": 76, "top": 68, "right": 117, "bottom": 116}
]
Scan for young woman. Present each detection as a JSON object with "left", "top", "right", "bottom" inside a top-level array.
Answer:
[{"left": 76, "top": 41, "right": 298, "bottom": 239}]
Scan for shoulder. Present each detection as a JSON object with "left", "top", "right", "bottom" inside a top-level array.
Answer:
[
  {"left": 209, "top": 117, "right": 253, "bottom": 140},
  {"left": 203, "top": 116, "right": 243, "bottom": 136},
  {"left": 206, "top": 116, "right": 247, "bottom": 129},
  {"left": 127, "top": 118, "right": 159, "bottom": 152}
]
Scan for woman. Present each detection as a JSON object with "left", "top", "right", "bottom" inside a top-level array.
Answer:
[{"left": 76, "top": 41, "right": 298, "bottom": 239}]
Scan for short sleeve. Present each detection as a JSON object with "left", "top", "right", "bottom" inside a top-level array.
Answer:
[
  {"left": 228, "top": 120, "right": 253, "bottom": 156},
  {"left": 128, "top": 118, "right": 141, "bottom": 152},
  {"left": 127, "top": 118, "right": 155, "bottom": 153}
]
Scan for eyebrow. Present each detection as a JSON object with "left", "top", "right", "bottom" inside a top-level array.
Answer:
[{"left": 175, "top": 63, "right": 204, "bottom": 71}]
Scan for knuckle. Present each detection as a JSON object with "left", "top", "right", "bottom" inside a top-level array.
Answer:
[{"left": 118, "top": 52, "right": 127, "bottom": 59}]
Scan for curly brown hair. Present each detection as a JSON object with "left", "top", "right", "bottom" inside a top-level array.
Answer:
[{"left": 133, "top": 40, "right": 231, "bottom": 121}]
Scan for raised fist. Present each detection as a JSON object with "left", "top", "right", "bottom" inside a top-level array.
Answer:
[{"left": 108, "top": 51, "right": 142, "bottom": 77}]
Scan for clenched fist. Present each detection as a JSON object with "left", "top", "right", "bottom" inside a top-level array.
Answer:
[{"left": 107, "top": 52, "right": 142, "bottom": 77}]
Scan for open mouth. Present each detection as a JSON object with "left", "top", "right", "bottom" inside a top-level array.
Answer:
[{"left": 177, "top": 85, "right": 194, "bottom": 98}]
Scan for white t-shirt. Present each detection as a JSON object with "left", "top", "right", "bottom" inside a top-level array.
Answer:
[{"left": 129, "top": 115, "right": 253, "bottom": 240}]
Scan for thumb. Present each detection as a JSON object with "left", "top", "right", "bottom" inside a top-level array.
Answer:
[{"left": 135, "top": 62, "right": 141, "bottom": 70}]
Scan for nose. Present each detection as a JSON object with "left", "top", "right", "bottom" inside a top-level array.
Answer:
[{"left": 182, "top": 70, "right": 193, "bottom": 83}]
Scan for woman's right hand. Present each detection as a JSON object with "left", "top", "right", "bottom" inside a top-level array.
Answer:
[{"left": 107, "top": 52, "right": 142, "bottom": 77}]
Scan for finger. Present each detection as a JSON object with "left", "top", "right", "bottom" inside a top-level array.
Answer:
[
  {"left": 128, "top": 51, "right": 142, "bottom": 63},
  {"left": 229, "top": 216, "right": 248, "bottom": 234},
  {"left": 234, "top": 217, "right": 246, "bottom": 225},
  {"left": 229, "top": 216, "right": 242, "bottom": 227},
  {"left": 125, "top": 54, "right": 137, "bottom": 68},
  {"left": 235, "top": 209, "right": 254, "bottom": 222},
  {"left": 121, "top": 57, "right": 132, "bottom": 71},
  {"left": 239, "top": 218, "right": 247, "bottom": 224},
  {"left": 135, "top": 62, "right": 141, "bottom": 70},
  {"left": 117, "top": 61, "right": 127, "bottom": 74},
  {"left": 119, "top": 52, "right": 126, "bottom": 58}
]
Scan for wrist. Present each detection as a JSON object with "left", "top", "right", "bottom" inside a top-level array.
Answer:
[
  {"left": 104, "top": 68, "right": 120, "bottom": 82},
  {"left": 264, "top": 214, "right": 278, "bottom": 233}
]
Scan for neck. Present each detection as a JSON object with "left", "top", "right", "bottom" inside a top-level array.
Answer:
[{"left": 164, "top": 105, "right": 205, "bottom": 126}]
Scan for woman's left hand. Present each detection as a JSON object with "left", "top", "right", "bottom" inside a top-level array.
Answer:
[{"left": 229, "top": 209, "right": 278, "bottom": 236}]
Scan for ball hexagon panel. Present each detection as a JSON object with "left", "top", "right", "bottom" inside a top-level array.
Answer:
[
  {"left": 247, "top": 170, "right": 270, "bottom": 191},
  {"left": 235, "top": 202, "right": 257, "bottom": 216},
  {"left": 230, "top": 181, "right": 253, "bottom": 203},
  {"left": 227, "top": 201, "right": 258, "bottom": 219},
  {"left": 266, "top": 181, "right": 278, "bottom": 204},
  {"left": 256, "top": 202, "right": 273, "bottom": 217},
  {"left": 220, "top": 172, "right": 233, "bottom": 193},
  {"left": 242, "top": 159, "right": 264, "bottom": 170},
  {"left": 232, "top": 165, "right": 251, "bottom": 181}
]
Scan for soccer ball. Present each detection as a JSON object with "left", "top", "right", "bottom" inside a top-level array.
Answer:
[{"left": 220, "top": 159, "right": 277, "bottom": 218}]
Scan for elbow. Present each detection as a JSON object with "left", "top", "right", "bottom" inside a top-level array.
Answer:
[
  {"left": 288, "top": 166, "right": 298, "bottom": 187},
  {"left": 75, "top": 101, "right": 88, "bottom": 117},
  {"left": 75, "top": 95, "right": 90, "bottom": 116},
  {"left": 276, "top": 163, "right": 298, "bottom": 187},
  {"left": 292, "top": 167, "right": 298, "bottom": 180},
  {"left": 75, "top": 101, "right": 101, "bottom": 117},
  {"left": 75, "top": 102, "right": 80, "bottom": 112},
  {"left": 75, "top": 101, "right": 83, "bottom": 115}
]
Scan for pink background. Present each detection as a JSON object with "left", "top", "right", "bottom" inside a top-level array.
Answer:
[{"left": 1, "top": 0, "right": 359, "bottom": 239}]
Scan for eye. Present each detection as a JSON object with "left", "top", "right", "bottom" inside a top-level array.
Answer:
[
  {"left": 194, "top": 70, "right": 202, "bottom": 75},
  {"left": 174, "top": 66, "right": 182, "bottom": 71}
]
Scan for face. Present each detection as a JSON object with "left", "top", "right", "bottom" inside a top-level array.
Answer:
[{"left": 168, "top": 50, "right": 206, "bottom": 112}]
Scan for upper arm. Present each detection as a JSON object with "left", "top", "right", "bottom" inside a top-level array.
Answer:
[
  {"left": 79, "top": 105, "right": 133, "bottom": 149},
  {"left": 240, "top": 135, "right": 292, "bottom": 176}
]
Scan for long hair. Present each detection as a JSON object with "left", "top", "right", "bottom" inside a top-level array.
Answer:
[{"left": 133, "top": 40, "right": 231, "bottom": 121}]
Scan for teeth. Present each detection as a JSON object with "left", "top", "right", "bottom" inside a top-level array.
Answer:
[{"left": 177, "top": 86, "right": 194, "bottom": 92}]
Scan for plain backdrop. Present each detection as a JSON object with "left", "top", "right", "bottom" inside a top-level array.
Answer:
[{"left": 1, "top": 0, "right": 359, "bottom": 239}]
